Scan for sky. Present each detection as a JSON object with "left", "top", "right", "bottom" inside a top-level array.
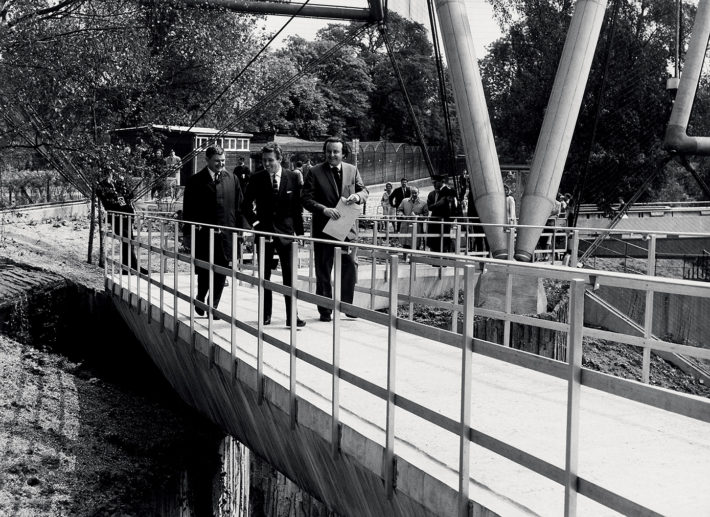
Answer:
[{"left": 263, "top": 0, "right": 502, "bottom": 57}]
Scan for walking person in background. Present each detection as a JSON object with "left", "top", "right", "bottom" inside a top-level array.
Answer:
[
  {"left": 243, "top": 143, "right": 305, "bottom": 328},
  {"left": 380, "top": 182, "right": 395, "bottom": 232},
  {"left": 505, "top": 185, "right": 516, "bottom": 225},
  {"left": 427, "top": 175, "right": 457, "bottom": 254},
  {"left": 182, "top": 146, "right": 244, "bottom": 317},
  {"left": 388, "top": 177, "right": 411, "bottom": 232},
  {"left": 301, "top": 136, "right": 369, "bottom": 322},
  {"left": 398, "top": 186, "right": 428, "bottom": 253},
  {"left": 233, "top": 156, "right": 251, "bottom": 192}
]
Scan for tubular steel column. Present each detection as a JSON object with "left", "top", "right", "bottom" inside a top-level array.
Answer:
[
  {"left": 434, "top": 0, "right": 508, "bottom": 258},
  {"left": 515, "top": 0, "right": 608, "bottom": 261},
  {"left": 384, "top": 254, "right": 399, "bottom": 498},
  {"left": 332, "top": 249, "right": 343, "bottom": 457},
  {"left": 458, "top": 266, "right": 475, "bottom": 517}
]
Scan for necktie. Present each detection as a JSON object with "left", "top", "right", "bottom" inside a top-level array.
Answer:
[
  {"left": 213, "top": 171, "right": 220, "bottom": 184},
  {"left": 271, "top": 172, "right": 278, "bottom": 194},
  {"left": 332, "top": 166, "right": 342, "bottom": 193}
]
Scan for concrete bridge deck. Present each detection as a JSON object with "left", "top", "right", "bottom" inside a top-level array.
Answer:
[{"left": 108, "top": 267, "right": 710, "bottom": 517}]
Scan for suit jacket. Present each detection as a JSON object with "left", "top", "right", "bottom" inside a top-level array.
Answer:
[
  {"left": 389, "top": 185, "right": 411, "bottom": 208},
  {"left": 182, "top": 166, "right": 244, "bottom": 261},
  {"left": 243, "top": 168, "right": 304, "bottom": 247},
  {"left": 301, "top": 161, "right": 369, "bottom": 239},
  {"left": 427, "top": 185, "right": 458, "bottom": 219}
]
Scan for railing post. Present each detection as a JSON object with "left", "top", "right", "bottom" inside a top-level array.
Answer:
[
  {"left": 119, "top": 214, "right": 125, "bottom": 292},
  {"left": 551, "top": 224, "right": 557, "bottom": 264},
  {"left": 135, "top": 214, "right": 142, "bottom": 313},
  {"left": 231, "top": 232, "right": 238, "bottom": 375},
  {"left": 159, "top": 221, "right": 165, "bottom": 330},
  {"left": 147, "top": 220, "right": 153, "bottom": 323},
  {"left": 207, "top": 228, "right": 215, "bottom": 346},
  {"left": 458, "top": 265, "right": 475, "bottom": 517},
  {"left": 570, "top": 230, "right": 579, "bottom": 268},
  {"left": 257, "top": 236, "right": 266, "bottom": 403},
  {"left": 564, "top": 278, "right": 585, "bottom": 517},
  {"left": 503, "top": 227, "right": 515, "bottom": 347},
  {"left": 173, "top": 221, "right": 179, "bottom": 339},
  {"left": 384, "top": 254, "right": 399, "bottom": 499},
  {"left": 332, "top": 248, "right": 343, "bottom": 456},
  {"left": 642, "top": 234, "right": 657, "bottom": 383},
  {"left": 110, "top": 213, "right": 116, "bottom": 283},
  {"left": 412, "top": 219, "right": 418, "bottom": 281},
  {"left": 289, "top": 240, "right": 299, "bottom": 429},
  {"left": 189, "top": 224, "right": 196, "bottom": 343},
  {"left": 451, "top": 224, "right": 461, "bottom": 332},
  {"left": 370, "top": 228, "right": 377, "bottom": 309},
  {"left": 308, "top": 240, "right": 315, "bottom": 293}
]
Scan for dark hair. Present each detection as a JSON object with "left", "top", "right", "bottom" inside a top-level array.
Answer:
[
  {"left": 261, "top": 142, "right": 283, "bottom": 160},
  {"left": 385, "top": 182, "right": 393, "bottom": 189},
  {"left": 401, "top": 177, "right": 408, "bottom": 182},
  {"left": 295, "top": 160, "right": 303, "bottom": 167},
  {"left": 322, "top": 136, "right": 350, "bottom": 158},
  {"left": 206, "top": 145, "right": 224, "bottom": 159},
  {"left": 238, "top": 156, "right": 245, "bottom": 162}
]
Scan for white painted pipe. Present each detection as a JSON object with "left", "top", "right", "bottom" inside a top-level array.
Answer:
[
  {"left": 434, "top": 0, "right": 508, "bottom": 258},
  {"left": 664, "top": 0, "right": 710, "bottom": 155},
  {"left": 515, "top": 0, "right": 608, "bottom": 261}
]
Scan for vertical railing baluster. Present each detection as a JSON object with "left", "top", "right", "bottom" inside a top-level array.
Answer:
[
  {"left": 384, "top": 254, "right": 399, "bottom": 499},
  {"left": 642, "top": 234, "right": 657, "bottom": 383},
  {"left": 503, "top": 228, "right": 515, "bottom": 347},
  {"left": 190, "top": 224, "right": 196, "bottom": 345},
  {"left": 458, "top": 265, "right": 475, "bottom": 517},
  {"left": 173, "top": 221, "right": 179, "bottom": 338},
  {"left": 570, "top": 230, "right": 579, "bottom": 268},
  {"left": 147, "top": 221, "right": 152, "bottom": 323},
  {"left": 412, "top": 219, "right": 418, "bottom": 281},
  {"left": 289, "top": 241, "right": 299, "bottom": 429},
  {"left": 551, "top": 225, "right": 557, "bottom": 264},
  {"left": 332, "top": 249, "right": 343, "bottom": 457},
  {"left": 451, "top": 225, "right": 461, "bottom": 332},
  {"left": 231, "top": 233, "right": 238, "bottom": 375},
  {"left": 208, "top": 228, "right": 215, "bottom": 346},
  {"left": 135, "top": 213, "right": 141, "bottom": 313},
  {"left": 564, "top": 278, "right": 585, "bottom": 516},
  {"left": 257, "top": 236, "right": 266, "bottom": 403},
  {"left": 159, "top": 221, "right": 165, "bottom": 331},
  {"left": 370, "top": 245, "right": 377, "bottom": 310},
  {"left": 308, "top": 240, "right": 315, "bottom": 293},
  {"left": 119, "top": 214, "right": 125, "bottom": 293}
]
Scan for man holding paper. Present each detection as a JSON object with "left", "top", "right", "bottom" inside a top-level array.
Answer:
[{"left": 302, "top": 136, "right": 369, "bottom": 322}]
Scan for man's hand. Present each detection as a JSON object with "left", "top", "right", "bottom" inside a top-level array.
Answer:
[
  {"left": 324, "top": 207, "right": 340, "bottom": 219},
  {"left": 345, "top": 193, "right": 360, "bottom": 205}
]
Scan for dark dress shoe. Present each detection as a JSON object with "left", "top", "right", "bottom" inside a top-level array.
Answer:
[
  {"left": 287, "top": 318, "right": 306, "bottom": 328},
  {"left": 344, "top": 313, "right": 358, "bottom": 319},
  {"left": 194, "top": 302, "right": 205, "bottom": 316},
  {"left": 319, "top": 314, "right": 332, "bottom": 322},
  {"left": 263, "top": 316, "right": 271, "bottom": 325}
]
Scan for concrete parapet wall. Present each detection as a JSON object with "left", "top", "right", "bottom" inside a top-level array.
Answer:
[{"left": 111, "top": 287, "right": 499, "bottom": 517}]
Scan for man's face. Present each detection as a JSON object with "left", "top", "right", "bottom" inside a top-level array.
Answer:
[
  {"left": 434, "top": 179, "right": 443, "bottom": 190},
  {"left": 207, "top": 153, "right": 226, "bottom": 172},
  {"left": 325, "top": 142, "right": 343, "bottom": 167},
  {"left": 401, "top": 179, "right": 408, "bottom": 188},
  {"left": 262, "top": 152, "right": 279, "bottom": 174},
  {"left": 170, "top": 150, "right": 175, "bottom": 157},
  {"left": 411, "top": 189, "right": 418, "bottom": 199}
]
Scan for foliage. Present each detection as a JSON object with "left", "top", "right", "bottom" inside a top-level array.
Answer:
[{"left": 480, "top": 0, "right": 706, "bottom": 204}]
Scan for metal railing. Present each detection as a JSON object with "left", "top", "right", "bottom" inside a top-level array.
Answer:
[{"left": 104, "top": 212, "right": 710, "bottom": 517}]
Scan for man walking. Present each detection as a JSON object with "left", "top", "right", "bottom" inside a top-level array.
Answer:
[
  {"left": 182, "top": 146, "right": 244, "bottom": 316},
  {"left": 389, "top": 177, "right": 411, "bottom": 231},
  {"left": 233, "top": 156, "right": 251, "bottom": 191},
  {"left": 397, "top": 186, "right": 428, "bottom": 251},
  {"left": 243, "top": 143, "right": 305, "bottom": 328},
  {"left": 427, "top": 175, "right": 458, "bottom": 253},
  {"left": 301, "top": 136, "right": 369, "bottom": 322}
]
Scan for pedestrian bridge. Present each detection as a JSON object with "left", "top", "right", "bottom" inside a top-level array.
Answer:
[{"left": 105, "top": 213, "right": 710, "bottom": 517}]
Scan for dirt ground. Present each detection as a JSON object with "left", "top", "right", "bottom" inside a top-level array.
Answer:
[{"left": 0, "top": 217, "right": 226, "bottom": 516}]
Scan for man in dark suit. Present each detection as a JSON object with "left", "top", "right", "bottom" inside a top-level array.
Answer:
[
  {"left": 233, "top": 156, "right": 251, "bottom": 191},
  {"left": 427, "top": 175, "right": 458, "bottom": 253},
  {"left": 389, "top": 177, "right": 411, "bottom": 232},
  {"left": 243, "top": 143, "right": 305, "bottom": 328},
  {"left": 182, "top": 146, "right": 244, "bottom": 316},
  {"left": 301, "top": 136, "right": 369, "bottom": 322}
]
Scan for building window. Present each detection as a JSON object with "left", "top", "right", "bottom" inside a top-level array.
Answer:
[
  {"left": 224, "top": 138, "right": 237, "bottom": 150},
  {"left": 197, "top": 136, "right": 243, "bottom": 151},
  {"left": 238, "top": 138, "right": 249, "bottom": 150}
]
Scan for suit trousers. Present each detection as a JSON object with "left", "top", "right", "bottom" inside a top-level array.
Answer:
[
  {"left": 314, "top": 241, "right": 357, "bottom": 316},
  {"left": 113, "top": 212, "right": 139, "bottom": 269},
  {"left": 195, "top": 232, "right": 229, "bottom": 308},
  {"left": 259, "top": 239, "right": 296, "bottom": 321}
]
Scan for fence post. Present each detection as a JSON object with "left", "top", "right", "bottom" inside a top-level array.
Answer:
[
  {"left": 458, "top": 266, "right": 475, "bottom": 517},
  {"left": 257, "top": 236, "right": 266, "bottom": 403},
  {"left": 570, "top": 230, "right": 579, "bottom": 268},
  {"left": 451, "top": 224, "right": 461, "bottom": 332},
  {"left": 384, "top": 254, "right": 399, "bottom": 499},
  {"left": 135, "top": 214, "right": 142, "bottom": 313},
  {"left": 642, "top": 234, "right": 657, "bottom": 383},
  {"left": 173, "top": 221, "right": 179, "bottom": 339},
  {"left": 564, "top": 278, "right": 585, "bottom": 516},
  {"left": 147, "top": 219, "right": 152, "bottom": 323},
  {"left": 503, "top": 228, "right": 515, "bottom": 347},
  {"left": 289, "top": 241, "right": 299, "bottom": 429},
  {"left": 189, "top": 224, "right": 196, "bottom": 343},
  {"left": 207, "top": 228, "right": 215, "bottom": 345},
  {"left": 332, "top": 249, "right": 343, "bottom": 456},
  {"left": 231, "top": 233, "right": 238, "bottom": 375},
  {"left": 159, "top": 221, "right": 165, "bottom": 330}
]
